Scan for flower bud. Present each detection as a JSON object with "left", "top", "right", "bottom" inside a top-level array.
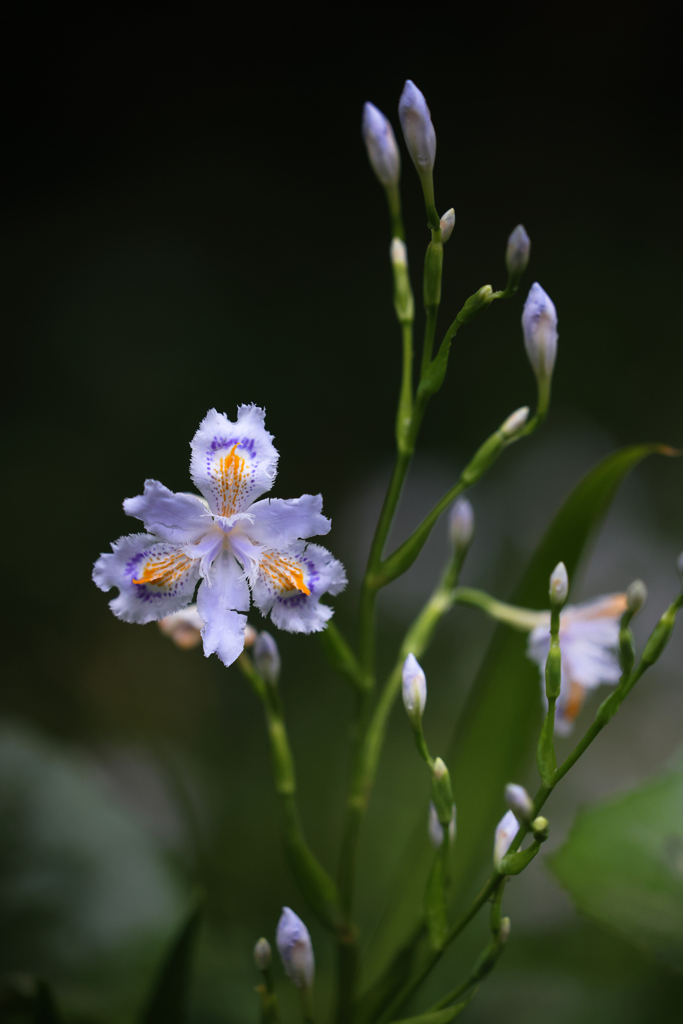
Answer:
[
  {"left": 390, "top": 237, "right": 407, "bottom": 268},
  {"left": 498, "top": 917, "right": 511, "bottom": 943},
  {"left": 522, "top": 282, "right": 558, "bottom": 381},
  {"left": 158, "top": 605, "right": 204, "bottom": 649},
  {"left": 626, "top": 579, "right": 648, "bottom": 615},
  {"left": 449, "top": 497, "right": 475, "bottom": 554},
  {"left": 494, "top": 809, "right": 518, "bottom": 870},
  {"left": 504, "top": 783, "right": 534, "bottom": 824},
  {"left": 500, "top": 406, "right": 530, "bottom": 439},
  {"left": 402, "top": 653, "right": 427, "bottom": 719},
  {"left": 276, "top": 907, "right": 314, "bottom": 989},
  {"left": 254, "top": 631, "right": 281, "bottom": 686},
  {"left": 505, "top": 224, "right": 530, "bottom": 290},
  {"left": 677, "top": 552, "right": 683, "bottom": 582},
  {"left": 428, "top": 800, "right": 457, "bottom": 848},
  {"left": 439, "top": 208, "right": 455, "bottom": 242},
  {"left": 531, "top": 816, "right": 550, "bottom": 841},
  {"left": 362, "top": 102, "right": 401, "bottom": 188},
  {"left": 398, "top": 80, "right": 437, "bottom": 205},
  {"left": 253, "top": 937, "right": 272, "bottom": 971},
  {"left": 457, "top": 284, "right": 494, "bottom": 325},
  {"left": 431, "top": 757, "right": 454, "bottom": 825},
  {"left": 549, "top": 562, "right": 569, "bottom": 608},
  {"left": 244, "top": 623, "right": 257, "bottom": 648}
]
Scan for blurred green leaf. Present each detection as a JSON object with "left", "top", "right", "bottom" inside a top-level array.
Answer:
[
  {"left": 548, "top": 754, "right": 683, "bottom": 973},
  {"left": 364, "top": 443, "right": 674, "bottom": 984},
  {"left": 390, "top": 1003, "right": 469, "bottom": 1023},
  {"left": 0, "top": 723, "right": 183, "bottom": 1023},
  {"left": 138, "top": 902, "right": 202, "bottom": 1024}
]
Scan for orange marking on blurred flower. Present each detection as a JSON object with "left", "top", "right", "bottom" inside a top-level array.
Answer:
[
  {"left": 261, "top": 552, "right": 310, "bottom": 595},
  {"left": 563, "top": 680, "right": 587, "bottom": 724}
]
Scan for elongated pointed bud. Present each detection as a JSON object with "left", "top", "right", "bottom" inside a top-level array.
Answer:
[
  {"left": 499, "top": 917, "right": 511, "bottom": 943},
  {"left": 391, "top": 238, "right": 414, "bottom": 324},
  {"left": 362, "top": 102, "right": 401, "bottom": 187},
  {"left": 500, "top": 406, "right": 530, "bottom": 439},
  {"left": 677, "top": 552, "right": 683, "bottom": 582},
  {"left": 504, "top": 783, "right": 534, "bottom": 824},
  {"left": 449, "top": 497, "right": 475, "bottom": 554},
  {"left": 641, "top": 600, "right": 681, "bottom": 667},
  {"left": 428, "top": 800, "right": 457, "bottom": 848},
  {"left": 431, "top": 757, "right": 454, "bottom": 826},
  {"left": 627, "top": 580, "right": 648, "bottom": 615},
  {"left": 439, "top": 208, "right": 455, "bottom": 242},
  {"left": 522, "top": 282, "right": 558, "bottom": 382},
  {"left": 254, "top": 631, "right": 281, "bottom": 686},
  {"left": 398, "top": 80, "right": 437, "bottom": 208},
  {"left": 505, "top": 224, "right": 530, "bottom": 292},
  {"left": 549, "top": 562, "right": 569, "bottom": 609},
  {"left": 402, "top": 653, "right": 427, "bottom": 719},
  {"left": 254, "top": 937, "right": 272, "bottom": 971},
  {"left": 276, "top": 908, "right": 314, "bottom": 989},
  {"left": 456, "top": 284, "right": 494, "bottom": 324},
  {"left": 494, "top": 809, "right": 518, "bottom": 870}
]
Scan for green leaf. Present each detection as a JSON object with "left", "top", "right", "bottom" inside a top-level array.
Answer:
[
  {"left": 0, "top": 723, "right": 183, "bottom": 1024},
  {"left": 389, "top": 1002, "right": 470, "bottom": 1024},
  {"left": 139, "top": 902, "right": 203, "bottom": 1024},
  {"left": 364, "top": 443, "right": 675, "bottom": 985},
  {"left": 424, "top": 853, "right": 448, "bottom": 950},
  {"left": 548, "top": 754, "right": 683, "bottom": 973}
]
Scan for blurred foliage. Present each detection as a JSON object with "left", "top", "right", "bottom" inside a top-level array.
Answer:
[
  {"left": 550, "top": 752, "right": 683, "bottom": 974},
  {"left": 0, "top": 724, "right": 183, "bottom": 1022}
]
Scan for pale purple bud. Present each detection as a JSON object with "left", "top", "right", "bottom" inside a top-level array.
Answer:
[
  {"left": 362, "top": 102, "right": 401, "bottom": 188},
  {"left": 439, "top": 208, "right": 455, "bottom": 242},
  {"left": 402, "top": 652, "right": 427, "bottom": 718},
  {"left": 428, "top": 800, "right": 456, "bottom": 848},
  {"left": 500, "top": 406, "right": 530, "bottom": 439},
  {"left": 549, "top": 562, "right": 569, "bottom": 608},
  {"left": 449, "top": 497, "right": 475, "bottom": 553},
  {"left": 522, "top": 282, "right": 558, "bottom": 380},
  {"left": 505, "top": 224, "right": 531, "bottom": 280},
  {"left": 276, "top": 907, "right": 314, "bottom": 989},
  {"left": 254, "top": 631, "right": 281, "bottom": 685},
  {"left": 504, "top": 783, "right": 534, "bottom": 824},
  {"left": 493, "top": 809, "right": 518, "bottom": 870},
  {"left": 626, "top": 580, "right": 648, "bottom": 615},
  {"left": 253, "top": 937, "right": 272, "bottom": 971},
  {"left": 398, "top": 81, "right": 436, "bottom": 198},
  {"left": 498, "top": 917, "right": 511, "bottom": 942}
]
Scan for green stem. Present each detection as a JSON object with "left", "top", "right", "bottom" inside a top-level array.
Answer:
[
  {"left": 450, "top": 587, "right": 544, "bottom": 631},
  {"left": 376, "top": 875, "right": 499, "bottom": 1023}
]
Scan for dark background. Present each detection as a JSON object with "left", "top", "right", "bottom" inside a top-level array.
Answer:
[{"left": 1, "top": 9, "right": 682, "bottom": 1023}]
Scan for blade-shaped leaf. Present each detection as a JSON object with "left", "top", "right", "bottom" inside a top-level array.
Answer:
[
  {"left": 363, "top": 443, "right": 675, "bottom": 988},
  {"left": 389, "top": 1004, "right": 469, "bottom": 1024},
  {"left": 138, "top": 902, "right": 202, "bottom": 1024},
  {"left": 548, "top": 754, "right": 683, "bottom": 973}
]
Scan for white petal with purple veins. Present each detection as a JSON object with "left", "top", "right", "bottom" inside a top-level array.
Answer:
[
  {"left": 251, "top": 541, "right": 346, "bottom": 634},
  {"left": 190, "top": 406, "right": 278, "bottom": 518},
  {"left": 124, "top": 480, "right": 210, "bottom": 543},
  {"left": 93, "top": 533, "right": 200, "bottom": 624},
  {"left": 246, "top": 494, "right": 330, "bottom": 547},
  {"left": 197, "top": 549, "right": 250, "bottom": 667}
]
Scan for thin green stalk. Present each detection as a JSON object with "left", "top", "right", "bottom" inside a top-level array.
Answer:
[{"left": 376, "top": 875, "right": 499, "bottom": 1023}]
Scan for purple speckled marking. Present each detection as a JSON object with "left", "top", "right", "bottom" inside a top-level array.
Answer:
[
  {"left": 210, "top": 435, "right": 258, "bottom": 458},
  {"left": 125, "top": 550, "right": 149, "bottom": 576}
]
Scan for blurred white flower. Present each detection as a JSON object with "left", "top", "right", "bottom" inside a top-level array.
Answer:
[{"left": 527, "top": 593, "right": 627, "bottom": 734}]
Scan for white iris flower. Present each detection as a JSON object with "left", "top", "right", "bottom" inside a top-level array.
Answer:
[
  {"left": 526, "top": 593, "right": 628, "bottom": 735},
  {"left": 93, "top": 405, "right": 346, "bottom": 667}
]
